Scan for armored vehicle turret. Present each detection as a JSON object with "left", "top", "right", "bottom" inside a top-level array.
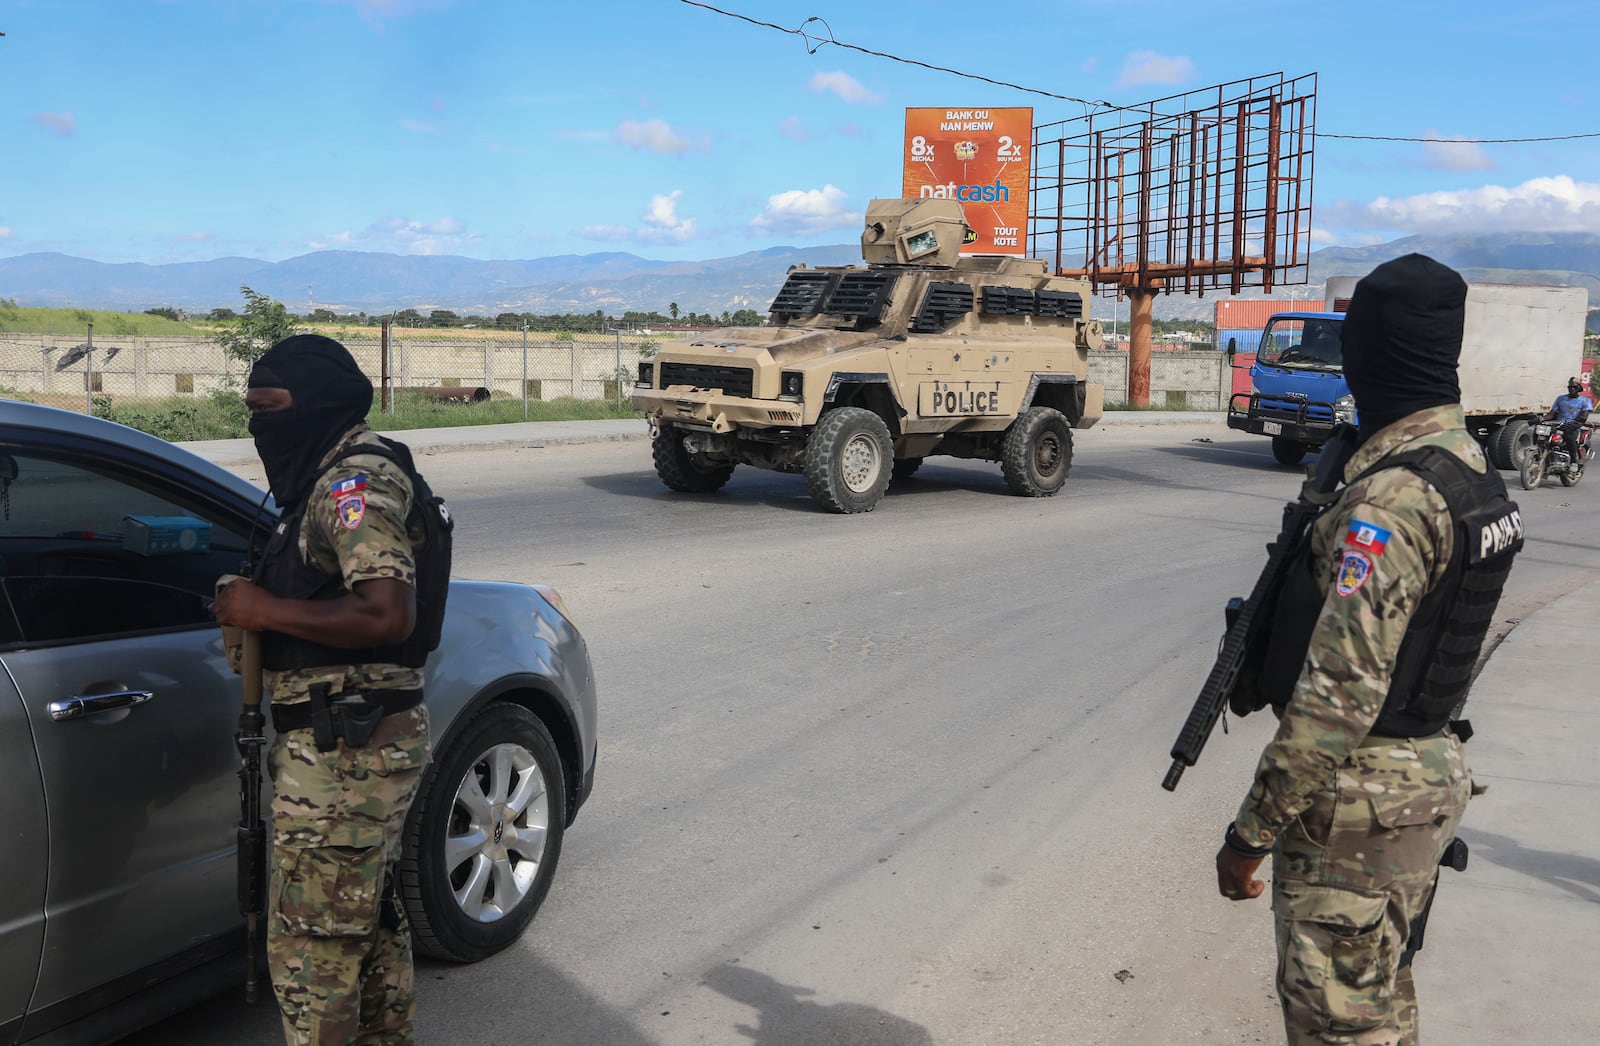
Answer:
[{"left": 632, "top": 197, "right": 1105, "bottom": 513}]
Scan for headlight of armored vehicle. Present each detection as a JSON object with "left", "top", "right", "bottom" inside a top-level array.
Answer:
[
  {"left": 780, "top": 372, "right": 804, "bottom": 399},
  {"left": 1333, "top": 394, "right": 1355, "bottom": 423},
  {"left": 637, "top": 362, "right": 654, "bottom": 388}
]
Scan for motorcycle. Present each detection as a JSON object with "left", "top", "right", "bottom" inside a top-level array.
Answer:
[{"left": 1520, "top": 421, "right": 1592, "bottom": 490}]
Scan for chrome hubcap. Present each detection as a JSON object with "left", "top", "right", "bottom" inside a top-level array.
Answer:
[{"left": 446, "top": 742, "right": 549, "bottom": 923}]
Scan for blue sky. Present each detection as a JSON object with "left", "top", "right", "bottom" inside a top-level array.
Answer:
[{"left": 2, "top": 0, "right": 1597, "bottom": 266}]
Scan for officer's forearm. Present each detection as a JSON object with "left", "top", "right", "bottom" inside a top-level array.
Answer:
[{"left": 256, "top": 579, "right": 417, "bottom": 647}]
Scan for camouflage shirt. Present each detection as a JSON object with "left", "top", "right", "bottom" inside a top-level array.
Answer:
[
  {"left": 1233, "top": 404, "right": 1486, "bottom": 849},
  {"left": 265, "top": 424, "right": 424, "bottom": 704}
]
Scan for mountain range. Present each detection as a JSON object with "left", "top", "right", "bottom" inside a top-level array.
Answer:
[{"left": 2, "top": 233, "right": 1597, "bottom": 326}]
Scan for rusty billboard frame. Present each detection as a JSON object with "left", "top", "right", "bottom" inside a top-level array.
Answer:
[{"left": 1029, "top": 71, "right": 1317, "bottom": 298}]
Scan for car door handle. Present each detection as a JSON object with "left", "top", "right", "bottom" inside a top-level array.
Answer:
[{"left": 49, "top": 690, "right": 155, "bottom": 721}]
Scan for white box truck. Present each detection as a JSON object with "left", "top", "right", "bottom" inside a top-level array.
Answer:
[{"left": 1228, "top": 278, "right": 1588, "bottom": 468}]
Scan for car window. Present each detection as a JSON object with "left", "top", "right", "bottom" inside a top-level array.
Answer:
[{"left": 0, "top": 451, "right": 256, "bottom": 647}]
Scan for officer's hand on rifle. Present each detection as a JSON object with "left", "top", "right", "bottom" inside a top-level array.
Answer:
[
  {"left": 1216, "top": 825, "right": 1269, "bottom": 902},
  {"left": 213, "top": 576, "right": 277, "bottom": 632}
]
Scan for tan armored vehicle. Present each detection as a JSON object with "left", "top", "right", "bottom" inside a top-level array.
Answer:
[{"left": 632, "top": 197, "right": 1105, "bottom": 513}]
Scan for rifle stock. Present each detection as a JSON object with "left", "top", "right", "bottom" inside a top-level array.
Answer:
[
  {"left": 237, "top": 630, "right": 266, "bottom": 1003},
  {"left": 1162, "top": 425, "right": 1359, "bottom": 791}
]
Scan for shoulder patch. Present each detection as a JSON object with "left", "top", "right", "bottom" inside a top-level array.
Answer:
[
  {"left": 337, "top": 493, "right": 366, "bottom": 530},
  {"left": 1345, "top": 518, "right": 1391, "bottom": 556},
  {"left": 331, "top": 474, "right": 368, "bottom": 499},
  {"left": 1335, "top": 550, "right": 1374, "bottom": 597}
]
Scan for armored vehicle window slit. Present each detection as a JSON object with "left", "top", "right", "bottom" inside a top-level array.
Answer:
[
  {"left": 658, "top": 362, "right": 754, "bottom": 398},
  {"left": 912, "top": 282, "right": 975, "bottom": 333},
  {"left": 1035, "top": 290, "right": 1084, "bottom": 319},
  {"left": 769, "top": 271, "right": 840, "bottom": 320},
  {"left": 982, "top": 286, "right": 1036, "bottom": 316},
  {"left": 822, "top": 272, "right": 896, "bottom": 324}
]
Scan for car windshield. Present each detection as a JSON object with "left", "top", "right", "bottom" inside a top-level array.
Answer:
[{"left": 1260, "top": 318, "right": 1343, "bottom": 371}]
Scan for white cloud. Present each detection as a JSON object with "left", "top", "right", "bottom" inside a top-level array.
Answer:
[
  {"left": 749, "top": 185, "right": 860, "bottom": 238},
  {"left": 0, "top": 227, "right": 12, "bottom": 240},
  {"left": 1323, "top": 175, "right": 1600, "bottom": 238},
  {"left": 1114, "top": 51, "right": 1195, "bottom": 90},
  {"left": 308, "top": 215, "right": 479, "bottom": 254},
  {"left": 579, "top": 192, "right": 698, "bottom": 245},
  {"left": 1419, "top": 130, "right": 1493, "bottom": 172},
  {"left": 34, "top": 112, "right": 76, "bottom": 136},
  {"left": 778, "top": 116, "right": 811, "bottom": 142},
  {"left": 615, "top": 118, "right": 709, "bottom": 154},
  {"left": 808, "top": 71, "right": 883, "bottom": 105}
]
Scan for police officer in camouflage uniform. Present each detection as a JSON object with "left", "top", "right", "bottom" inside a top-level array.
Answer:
[
  {"left": 214, "top": 334, "right": 432, "bottom": 1045},
  {"left": 1215, "top": 255, "right": 1523, "bottom": 1045}
]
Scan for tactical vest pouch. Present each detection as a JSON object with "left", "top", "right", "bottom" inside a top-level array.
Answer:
[{"left": 1258, "top": 547, "right": 1325, "bottom": 713}]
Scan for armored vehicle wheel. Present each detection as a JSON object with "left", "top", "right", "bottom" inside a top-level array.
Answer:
[
  {"left": 804, "top": 406, "right": 893, "bottom": 513},
  {"left": 652, "top": 424, "right": 735, "bottom": 493},
  {"left": 892, "top": 457, "right": 924, "bottom": 481},
  {"left": 1492, "top": 419, "right": 1532, "bottom": 471},
  {"left": 1519, "top": 451, "right": 1544, "bottom": 490},
  {"left": 1001, "top": 406, "right": 1073, "bottom": 497},
  {"left": 1270, "top": 437, "right": 1307, "bottom": 466}
]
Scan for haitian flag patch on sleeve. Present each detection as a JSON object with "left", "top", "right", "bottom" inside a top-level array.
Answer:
[
  {"left": 1345, "top": 518, "right": 1391, "bottom": 556},
  {"left": 331, "top": 474, "right": 368, "bottom": 499}
]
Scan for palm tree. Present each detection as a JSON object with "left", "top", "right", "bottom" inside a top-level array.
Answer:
[{"left": 669, "top": 302, "right": 680, "bottom": 321}]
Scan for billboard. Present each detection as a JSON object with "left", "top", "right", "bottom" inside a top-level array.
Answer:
[{"left": 902, "top": 107, "right": 1032, "bottom": 256}]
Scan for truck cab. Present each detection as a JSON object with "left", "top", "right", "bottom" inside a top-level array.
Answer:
[{"left": 1225, "top": 311, "right": 1352, "bottom": 465}]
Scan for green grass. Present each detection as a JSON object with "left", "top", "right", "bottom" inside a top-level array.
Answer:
[{"left": 0, "top": 304, "right": 203, "bottom": 336}]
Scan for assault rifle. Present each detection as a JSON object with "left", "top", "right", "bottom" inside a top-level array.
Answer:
[
  {"left": 236, "top": 629, "right": 266, "bottom": 1002},
  {"left": 1161, "top": 424, "right": 1361, "bottom": 791}
]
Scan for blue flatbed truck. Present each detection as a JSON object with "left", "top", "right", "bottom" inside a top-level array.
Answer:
[{"left": 1225, "top": 311, "right": 1350, "bottom": 465}]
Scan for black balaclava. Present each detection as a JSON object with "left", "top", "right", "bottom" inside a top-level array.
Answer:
[
  {"left": 247, "top": 335, "right": 373, "bottom": 507},
  {"left": 1340, "top": 253, "right": 1468, "bottom": 441}
]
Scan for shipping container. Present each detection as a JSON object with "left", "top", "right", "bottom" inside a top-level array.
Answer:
[
  {"left": 1217, "top": 328, "right": 1264, "bottom": 354},
  {"left": 1213, "top": 299, "right": 1305, "bottom": 331}
]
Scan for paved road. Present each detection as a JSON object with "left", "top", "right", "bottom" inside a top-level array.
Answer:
[{"left": 130, "top": 421, "right": 1600, "bottom": 1045}]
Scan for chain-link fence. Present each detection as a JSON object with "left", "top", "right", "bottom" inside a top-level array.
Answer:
[{"left": 0, "top": 327, "right": 683, "bottom": 416}]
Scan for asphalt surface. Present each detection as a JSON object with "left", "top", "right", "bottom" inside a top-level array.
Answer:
[{"left": 164, "top": 412, "right": 1597, "bottom": 1044}]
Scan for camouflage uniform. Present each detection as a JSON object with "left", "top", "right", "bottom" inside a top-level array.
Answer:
[
  {"left": 1233, "top": 405, "right": 1478, "bottom": 1046},
  {"left": 265, "top": 424, "right": 432, "bottom": 1046}
]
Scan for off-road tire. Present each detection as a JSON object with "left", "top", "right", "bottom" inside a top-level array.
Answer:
[
  {"left": 652, "top": 424, "right": 735, "bottom": 493},
  {"left": 1492, "top": 419, "right": 1533, "bottom": 471},
  {"left": 892, "top": 457, "right": 924, "bottom": 482},
  {"left": 1519, "top": 450, "right": 1544, "bottom": 491},
  {"left": 804, "top": 407, "right": 893, "bottom": 513},
  {"left": 1001, "top": 407, "right": 1073, "bottom": 497},
  {"left": 399, "top": 703, "right": 567, "bottom": 963},
  {"left": 1271, "top": 437, "right": 1308, "bottom": 467}
]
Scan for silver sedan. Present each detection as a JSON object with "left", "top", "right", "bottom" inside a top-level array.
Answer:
[{"left": 0, "top": 400, "right": 597, "bottom": 1045}]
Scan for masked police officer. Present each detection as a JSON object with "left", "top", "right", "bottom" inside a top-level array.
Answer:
[
  {"left": 214, "top": 334, "right": 435, "bottom": 1045},
  {"left": 1215, "top": 255, "right": 1523, "bottom": 1044}
]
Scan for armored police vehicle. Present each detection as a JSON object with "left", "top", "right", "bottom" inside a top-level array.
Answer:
[{"left": 631, "top": 197, "right": 1105, "bottom": 514}]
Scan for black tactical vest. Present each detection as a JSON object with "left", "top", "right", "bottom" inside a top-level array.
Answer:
[
  {"left": 1260, "top": 445, "right": 1522, "bottom": 736},
  {"left": 253, "top": 435, "right": 452, "bottom": 672}
]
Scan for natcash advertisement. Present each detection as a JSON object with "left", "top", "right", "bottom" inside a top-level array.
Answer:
[{"left": 902, "top": 107, "right": 1032, "bottom": 256}]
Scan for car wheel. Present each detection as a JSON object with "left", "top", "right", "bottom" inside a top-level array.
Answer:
[
  {"left": 1001, "top": 406, "right": 1073, "bottom": 496},
  {"left": 1492, "top": 419, "right": 1532, "bottom": 471},
  {"left": 1270, "top": 437, "right": 1307, "bottom": 466},
  {"left": 399, "top": 702, "right": 567, "bottom": 962},
  {"left": 652, "top": 424, "right": 735, "bottom": 493},
  {"left": 891, "top": 457, "right": 924, "bottom": 482},
  {"left": 804, "top": 406, "right": 893, "bottom": 513}
]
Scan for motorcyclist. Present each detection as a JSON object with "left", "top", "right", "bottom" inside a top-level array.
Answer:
[{"left": 1543, "top": 377, "right": 1594, "bottom": 470}]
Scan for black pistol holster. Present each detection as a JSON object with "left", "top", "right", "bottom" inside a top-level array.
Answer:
[{"left": 272, "top": 684, "right": 422, "bottom": 750}]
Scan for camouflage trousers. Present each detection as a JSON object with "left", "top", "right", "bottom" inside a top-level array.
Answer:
[
  {"left": 1270, "top": 730, "right": 1471, "bottom": 1046},
  {"left": 267, "top": 704, "right": 432, "bottom": 1046}
]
